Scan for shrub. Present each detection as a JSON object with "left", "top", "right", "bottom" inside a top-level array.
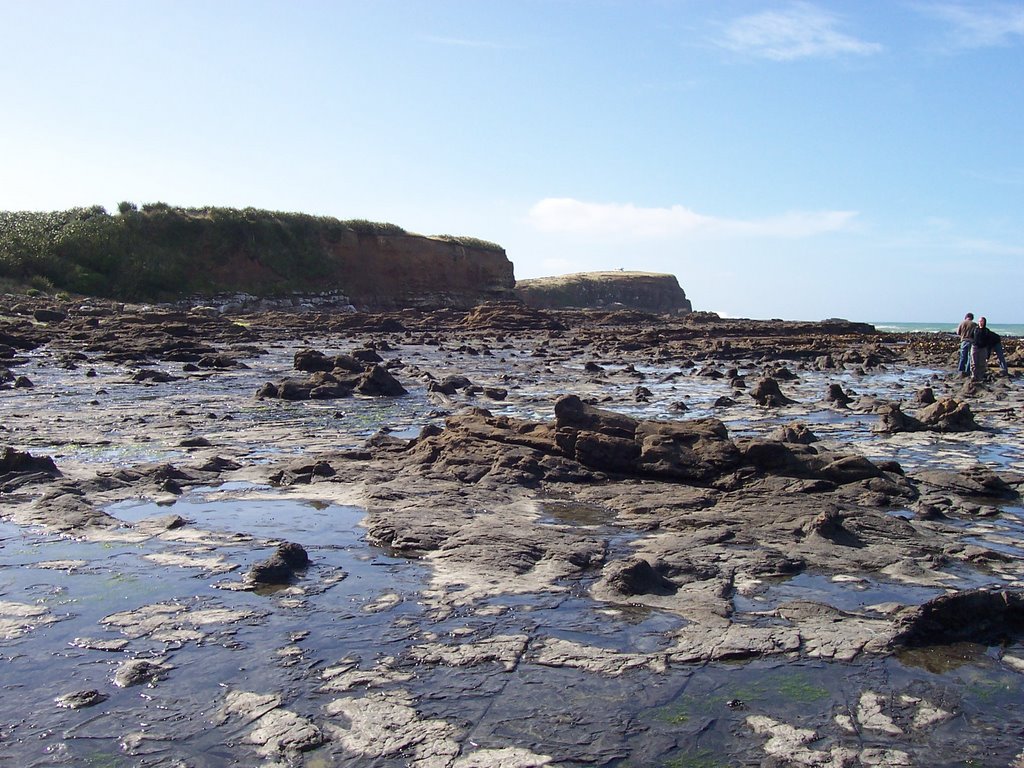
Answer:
[
  {"left": 343, "top": 219, "right": 407, "bottom": 236},
  {"left": 434, "top": 234, "right": 504, "bottom": 251}
]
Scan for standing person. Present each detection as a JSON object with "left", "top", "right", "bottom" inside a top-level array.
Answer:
[
  {"left": 956, "top": 312, "right": 977, "bottom": 375},
  {"left": 984, "top": 320, "right": 1010, "bottom": 376},
  {"left": 971, "top": 317, "right": 998, "bottom": 381}
]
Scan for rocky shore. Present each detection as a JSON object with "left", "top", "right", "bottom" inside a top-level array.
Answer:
[{"left": 2, "top": 295, "right": 1024, "bottom": 767}]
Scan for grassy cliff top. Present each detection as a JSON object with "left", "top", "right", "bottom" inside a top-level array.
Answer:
[
  {"left": 0, "top": 203, "right": 503, "bottom": 300},
  {"left": 516, "top": 270, "right": 678, "bottom": 286}
]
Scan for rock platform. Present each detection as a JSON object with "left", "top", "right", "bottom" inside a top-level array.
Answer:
[{"left": 2, "top": 296, "right": 1024, "bottom": 766}]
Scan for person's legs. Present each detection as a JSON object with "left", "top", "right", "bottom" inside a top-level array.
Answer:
[
  {"left": 958, "top": 340, "right": 973, "bottom": 373},
  {"left": 972, "top": 345, "right": 987, "bottom": 381},
  {"left": 993, "top": 342, "right": 1009, "bottom": 374}
]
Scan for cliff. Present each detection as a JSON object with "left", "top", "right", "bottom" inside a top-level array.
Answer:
[
  {"left": 515, "top": 271, "right": 692, "bottom": 314},
  {"left": 0, "top": 205, "right": 515, "bottom": 310},
  {"left": 325, "top": 232, "right": 514, "bottom": 310}
]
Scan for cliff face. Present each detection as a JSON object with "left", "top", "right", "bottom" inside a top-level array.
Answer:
[
  {"left": 515, "top": 271, "right": 692, "bottom": 314},
  {"left": 0, "top": 206, "right": 516, "bottom": 309},
  {"left": 327, "top": 233, "right": 515, "bottom": 310}
]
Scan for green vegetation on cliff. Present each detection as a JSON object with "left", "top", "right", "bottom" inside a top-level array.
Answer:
[
  {"left": 515, "top": 270, "right": 692, "bottom": 314},
  {"left": 0, "top": 204, "right": 503, "bottom": 301}
]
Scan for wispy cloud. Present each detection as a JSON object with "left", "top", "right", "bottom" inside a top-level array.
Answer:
[
  {"left": 882, "top": 219, "right": 1024, "bottom": 259},
  {"left": 951, "top": 236, "right": 1024, "bottom": 257},
  {"left": 966, "top": 168, "right": 1024, "bottom": 186},
  {"left": 420, "top": 35, "right": 512, "bottom": 50},
  {"left": 528, "top": 198, "right": 858, "bottom": 239},
  {"left": 922, "top": 3, "right": 1024, "bottom": 48},
  {"left": 719, "top": 2, "right": 882, "bottom": 61}
]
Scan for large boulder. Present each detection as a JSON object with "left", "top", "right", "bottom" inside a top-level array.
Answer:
[
  {"left": 246, "top": 542, "right": 311, "bottom": 585},
  {"left": 596, "top": 557, "right": 678, "bottom": 598},
  {"left": 404, "top": 396, "right": 898, "bottom": 492},
  {"left": 553, "top": 395, "right": 742, "bottom": 482},
  {"left": 355, "top": 364, "right": 407, "bottom": 396},
  {"left": 876, "top": 399, "right": 980, "bottom": 433},
  {"left": 892, "top": 589, "right": 1024, "bottom": 647},
  {"left": 257, "top": 363, "right": 405, "bottom": 400},
  {"left": 458, "top": 301, "right": 566, "bottom": 331},
  {"left": 634, "top": 419, "right": 743, "bottom": 483},
  {"left": 554, "top": 394, "right": 637, "bottom": 439},
  {"left": 0, "top": 447, "right": 60, "bottom": 491},
  {"left": 916, "top": 398, "right": 980, "bottom": 431},
  {"left": 750, "top": 377, "right": 795, "bottom": 407},
  {"left": 914, "top": 465, "right": 1018, "bottom": 500}
]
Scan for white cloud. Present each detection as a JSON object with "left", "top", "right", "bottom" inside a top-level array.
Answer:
[
  {"left": 720, "top": 2, "right": 882, "bottom": 60},
  {"left": 924, "top": 3, "right": 1024, "bottom": 48},
  {"left": 527, "top": 198, "right": 858, "bottom": 239}
]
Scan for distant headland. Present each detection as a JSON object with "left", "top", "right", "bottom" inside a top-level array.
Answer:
[{"left": 515, "top": 271, "right": 691, "bottom": 314}]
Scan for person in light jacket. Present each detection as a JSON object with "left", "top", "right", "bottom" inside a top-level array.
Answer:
[{"left": 956, "top": 312, "right": 976, "bottom": 375}]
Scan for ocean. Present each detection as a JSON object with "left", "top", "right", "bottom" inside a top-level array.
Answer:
[{"left": 873, "top": 321, "right": 1024, "bottom": 337}]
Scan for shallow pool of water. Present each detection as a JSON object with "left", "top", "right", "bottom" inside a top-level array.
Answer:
[
  {"left": 735, "top": 572, "right": 946, "bottom": 614},
  {"left": 3, "top": 482, "right": 1024, "bottom": 766}
]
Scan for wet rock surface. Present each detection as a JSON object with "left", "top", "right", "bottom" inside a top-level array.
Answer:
[{"left": 2, "top": 295, "right": 1024, "bottom": 766}]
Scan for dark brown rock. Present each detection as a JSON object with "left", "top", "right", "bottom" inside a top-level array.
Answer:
[
  {"left": 893, "top": 589, "right": 1024, "bottom": 647},
  {"left": 599, "top": 557, "right": 678, "bottom": 598},
  {"left": 133, "top": 369, "right": 181, "bottom": 383},
  {"left": 826, "top": 383, "right": 853, "bottom": 406},
  {"left": 33, "top": 308, "right": 67, "bottom": 323},
  {"left": 355, "top": 364, "right": 407, "bottom": 396},
  {"left": 750, "top": 377, "right": 795, "bottom": 407},
  {"left": 0, "top": 447, "right": 60, "bottom": 490},
  {"left": 459, "top": 301, "right": 566, "bottom": 331},
  {"left": 247, "top": 542, "right": 311, "bottom": 584},
  {"left": 916, "top": 398, "right": 980, "bottom": 431},
  {"left": 554, "top": 395, "right": 637, "bottom": 440},
  {"left": 770, "top": 423, "right": 819, "bottom": 444}
]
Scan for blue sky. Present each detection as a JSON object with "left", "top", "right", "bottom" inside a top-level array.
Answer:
[{"left": 2, "top": 1, "right": 1022, "bottom": 322}]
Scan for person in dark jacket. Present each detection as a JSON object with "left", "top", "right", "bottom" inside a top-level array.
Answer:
[
  {"left": 971, "top": 317, "right": 1009, "bottom": 379},
  {"left": 984, "top": 319, "right": 1009, "bottom": 376}
]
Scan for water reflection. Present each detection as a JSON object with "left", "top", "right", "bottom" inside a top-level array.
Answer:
[
  {"left": 735, "top": 572, "right": 945, "bottom": 614},
  {"left": 897, "top": 642, "right": 991, "bottom": 673},
  {"left": 538, "top": 500, "right": 617, "bottom": 527}
]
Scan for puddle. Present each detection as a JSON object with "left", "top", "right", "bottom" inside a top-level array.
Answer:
[
  {"left": 106, "top": 484, "right": 364, "bottom": 542},
  {"left": 735, "top": 572, "right": 946, "bottom": 614},
  {"left": 538, "top": 500, "right": 618, "bottom": 527},
  {"left": 896, "top": 642, "right": 996, "bottom": 673},
  {"left": 636, "top": 652, "right": 1024, "bottom": 768}
]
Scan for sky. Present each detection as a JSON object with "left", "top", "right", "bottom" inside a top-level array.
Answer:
[{"left": 2, "top": 1, "right": 1022, "bottom": 322}]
